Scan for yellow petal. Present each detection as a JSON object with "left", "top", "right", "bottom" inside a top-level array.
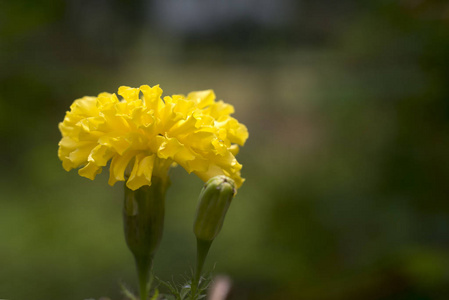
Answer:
[
  {"left": 99, "top": 135, "right": 130, "bottom": 155},
  {"left": 157, "top": 136, "right": 184, "bottom": 159},
  {"left": 96, "top": 92, "right": 117, "bottom": 110},
  {"left": 168, "top": 115, "right": 197, "bottom": 136},
  {"left": 173, "top": 97, "right": 195, "bottom": 118},
  {"left": 185, "top": 157, "right": 209, "bottom": 173},
  {"left": 183, "top": 131, "right": 215, "bottom": 151},
  {"left": 212, "top": 139, "right": 227, "bottom": 156},
  {"left": 88, "top": 144, "right": 114, "bottom": 166},
  {"left": 108, "top": 151, "right": 137, "bottom": 186},
  {"left": 204, "top": 100, "right": 235, "bottom": 118},
  {"left": 126, "top": 154, "right": 155, "bottom": 190},
  {"left": 78, "top": 161, "right": 102, "bottom": 180},
  {"left": 65, "top": 142, "right": 97, "bottom": 169},
  {"left": 194, "top": 164, "right": 225, "bottom": 183},
  {"left": 229, "top": 144, "right": 240, "bottom": 156},
  {"left": 140, "top": 85, "right": 163, "bottom": 112},
  {"left": 70, "top": 96, "right": 98, "bottom": 117},
  {"left": 118, "top": 86, "right": 140, "bottom": 102},
  {"left": 187, "top": 90, "right": 215, "bottom": 108}
]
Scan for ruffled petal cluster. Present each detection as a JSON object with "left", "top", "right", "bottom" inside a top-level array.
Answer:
[{"left": 58, "top": 85, "right": 248, "bottom": 190}]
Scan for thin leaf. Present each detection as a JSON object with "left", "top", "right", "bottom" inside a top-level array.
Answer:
[
  {"left": 119, "top": 282, "right": 138, "bottom": 300},
  {"left": 150, "top": 288, "right": 159, "bottom": 300}
]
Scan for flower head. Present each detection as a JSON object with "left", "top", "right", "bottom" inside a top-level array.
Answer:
[{"left": 58, "top": 85, "right": 248, "bottom": 190}]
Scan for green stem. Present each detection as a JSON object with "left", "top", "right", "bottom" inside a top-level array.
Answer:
[
  {"left": 191, "top": 239, "right": 212, "bottom": 300},
  {"left": 136, "top": 255, "right": 153, "bottom": 300}
]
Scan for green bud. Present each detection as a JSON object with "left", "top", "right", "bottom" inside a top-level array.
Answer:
[{"left": 194, "top": 175, "right": 236, "bottom": 242}]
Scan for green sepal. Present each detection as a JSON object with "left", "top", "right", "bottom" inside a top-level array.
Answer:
[
  {"left": 123, "top": 176, "right": 169, "bottom": 300},
  {"left": 123, "top": 177, "right": 168, "bottom": 257}
]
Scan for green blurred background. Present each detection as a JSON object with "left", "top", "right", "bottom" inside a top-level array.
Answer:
[{"left": 2, "top": 0, "right": 449, "bottom": 299}]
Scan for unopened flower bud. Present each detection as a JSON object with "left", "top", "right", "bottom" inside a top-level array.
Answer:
[{"left": 194, "top": 175, "right": 236, "bottom": 242}]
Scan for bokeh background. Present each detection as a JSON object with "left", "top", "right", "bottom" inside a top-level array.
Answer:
[{"left": 2, "top": 0, "right": 449, "bottom": 299}]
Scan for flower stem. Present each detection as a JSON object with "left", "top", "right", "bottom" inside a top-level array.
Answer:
[
  {"left": 136, "top": 255, "right": 153, "bottom": 300},
  {"left": 191, "top": 239, "right": 212, "bottom": 300}
]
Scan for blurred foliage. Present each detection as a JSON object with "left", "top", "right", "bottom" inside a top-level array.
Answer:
[{"left": 1, "top": 0, "right": 449, "bottom": 299}]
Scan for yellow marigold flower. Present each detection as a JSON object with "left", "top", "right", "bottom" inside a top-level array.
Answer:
[{"left": 58, "top": 85, "right": 248, "bottom": 190}]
